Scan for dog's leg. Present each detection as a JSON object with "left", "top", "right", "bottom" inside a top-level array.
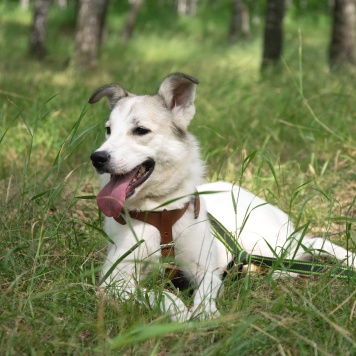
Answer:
[
  {"left": 101, "top": 268, "right": 192, "bottom": 322},
  {"left": 148, "top": 290, "right": 192, "bottom": 322},
  {"left": 103, "top": 281, "right": 191, "bottom": 322},
  {"left": 271, "top": 235, "right": 356, "bottom": 279},
  {"left": 190, "top": 268, "right": 222, "bottom": 320},
  {"left": 296, "top": 236, "right": 356, "bottom": 268}
]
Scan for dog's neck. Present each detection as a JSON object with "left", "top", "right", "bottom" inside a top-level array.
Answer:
[{"left": 115, "top": 195, "right": 200, "bottom": 257}]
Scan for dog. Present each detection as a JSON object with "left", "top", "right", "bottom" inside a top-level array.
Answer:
[{"left": 89, "top": 73, "right": 356, "bottom": 321}]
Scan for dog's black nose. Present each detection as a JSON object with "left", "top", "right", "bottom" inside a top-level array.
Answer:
[{"left": 90, "top": 151, "right": 110, "bottom": 169}]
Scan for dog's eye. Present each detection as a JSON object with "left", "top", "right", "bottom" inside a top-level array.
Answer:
[
  {"left": 133, "top": 127, "right": 151, "bottom": 136},
  {"left": 106, "top": 126, "right": 111, "bottom": 135}
]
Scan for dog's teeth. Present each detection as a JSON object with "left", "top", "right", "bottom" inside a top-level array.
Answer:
[
  {"left": 129, "top": 165, "right": 148, "bottom": 188},
  {"left": 136, "top": 166, "right": 146, "bottom": 179}
]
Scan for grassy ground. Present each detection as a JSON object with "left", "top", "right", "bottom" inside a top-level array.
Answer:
[{"left": 1, "top": 2, "right": 356, "bottom": 355}]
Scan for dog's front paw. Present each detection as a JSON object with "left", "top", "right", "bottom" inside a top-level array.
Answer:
[
  {"left": 191, "top": 302, "right": 220, "bottom": 320},
  {"left": 148, "top": 291, "right": 191, "bottom": 323}
]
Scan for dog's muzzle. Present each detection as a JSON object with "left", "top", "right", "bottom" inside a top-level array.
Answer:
[{"left": 90, "top": 150, "right": 110, "bottom": 171}]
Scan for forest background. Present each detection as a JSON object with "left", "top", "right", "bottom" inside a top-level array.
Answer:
[{"left": 1, "top": 0, "right": 356, "bottom": 354}]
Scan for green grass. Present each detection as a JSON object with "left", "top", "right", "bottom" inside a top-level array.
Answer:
[{"left": 1, "top": 2, "right": 356, "bottom": 354}]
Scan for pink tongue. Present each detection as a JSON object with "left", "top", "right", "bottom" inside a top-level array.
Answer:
[{"left": 97, "top": 169, "right": 138, "bottom": 217}]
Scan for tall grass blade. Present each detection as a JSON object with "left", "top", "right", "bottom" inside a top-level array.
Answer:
[
  {"left": 98, "top": 239, "right": 144, "bottom": 286},
  {"left": 85, "top": 222, "right": 115, "bottom": 244},
  {"left": 110, "top": 321, "right": 205, "bottom": 349}
]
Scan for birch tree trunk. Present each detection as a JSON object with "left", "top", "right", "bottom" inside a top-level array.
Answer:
[
  {"left": 261, "top": 0, "right": 285, "bottom": 70},
  {"left": 177, "top": 0, "right": 198, "bottom": 16},
  {"left": 55, "top": 0, "right": 67, "bottom": 9},
  {"left": 329, "top": 0, "right": 356, "bottom": 69},
  {"left": 29, "top": 0, "right": 50, "bottom": 60},
  {"left": 229, "top": 0, "right": 250, "bottom": 44},
  {"left": 122, "top": 0, "right": 144, "bottom": 42},
  {"left": 71, "top": 0, "right": 110, "bottom": 69},
  {"left": 20, "top": 0, "right": 30, "bottom": 10}
]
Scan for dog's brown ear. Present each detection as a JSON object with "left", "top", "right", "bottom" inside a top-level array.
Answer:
[
  {"left": 88, "top": 84, "right": 131, "bottom": 109},
  {"left": 158, "top": 73, "right": 199, "bottom": 111}
]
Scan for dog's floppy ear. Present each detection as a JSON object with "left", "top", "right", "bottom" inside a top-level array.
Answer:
[
  {"left": 158, "top": 73, "right": 199, "bottom": 126},
  {"left": 88, "top": 84, "right": 131, "bottom": 109}
]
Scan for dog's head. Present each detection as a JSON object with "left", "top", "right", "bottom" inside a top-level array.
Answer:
[{"left": 89, "top": 73, "right": 199, "bottom": 218}]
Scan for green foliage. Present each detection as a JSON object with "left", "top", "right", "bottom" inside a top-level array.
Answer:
[
  {"left": 292, "top": 0, "right": 331, "bottom": 15},
  {"left": 1, "top": 2, "right": 356, "bottom": 354}
]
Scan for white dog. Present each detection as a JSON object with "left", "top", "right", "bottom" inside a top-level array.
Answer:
[{"left": 89, "top": 73, "right": 355, "bottom": 321}]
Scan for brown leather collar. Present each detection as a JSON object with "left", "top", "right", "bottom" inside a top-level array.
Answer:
[{"left": 114, "top": 195, "right": 200, "bottom": 258}]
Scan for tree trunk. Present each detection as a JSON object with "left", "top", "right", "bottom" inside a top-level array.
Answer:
[
  {"left": 329, "top": 0, "right": 356, "bottom": 69},
  {"left": 122, "top": 0, "right": 144, "bottom": 42},
  {"left": 177, "top": 0, "right": 198, "bottom": 16},
  {"left": 20, "top": 0, "right": 30, "bottom": 10},
  {"left": 261, "top": 0, "right": 285, "bottom": 70},
  {"left": 55, "top": 0, "right": 67, "bottom": 9},
  {"left": 229, "top": 0, "right": 250, "bottom": 44},
  {"left": 29, "top": 0, "right": 50, "bottom": 60},
  {"left": 71, "top": 0, "right": 110, "bottom": 70}
]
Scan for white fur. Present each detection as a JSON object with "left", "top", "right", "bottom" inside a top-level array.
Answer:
[{"left": 90, "top": 74, "right": 356, "bottom": 322}]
